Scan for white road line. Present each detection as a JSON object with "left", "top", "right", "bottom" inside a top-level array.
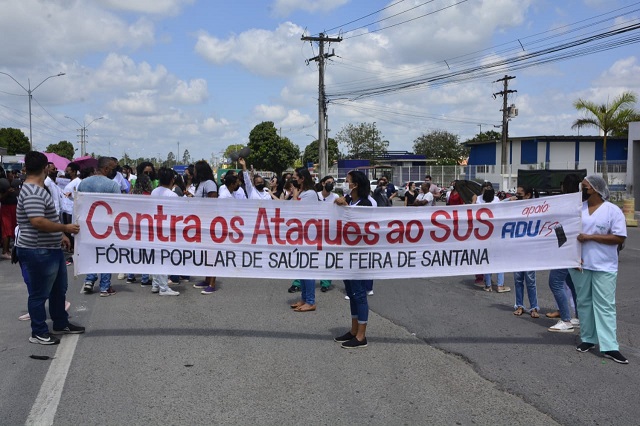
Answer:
[{"left": 25, "top": 334, "right": 79, "bottom": 426}]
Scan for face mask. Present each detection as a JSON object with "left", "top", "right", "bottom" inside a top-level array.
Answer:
[
  {"left": 582, "top": 187, "right": 591, "bottom": 201},
  {"left": 255, "top": 184, "right": 265, "bottom": 191},
  {"left": 449, "top": 186, "right": 454, "bottom": 191},
  {"left": 324, "top": 183, "right": 334, "bottom": 192},
  {"left": 291, "top": 180, "right": 300, "bottom": 189}
]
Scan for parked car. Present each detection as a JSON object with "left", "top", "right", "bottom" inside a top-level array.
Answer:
[
  {"left": 397, "top": 181, "right": 410, "bottom": 200},
  {"left": 335, "top": 177, "right": 348, "bottom": 195}
]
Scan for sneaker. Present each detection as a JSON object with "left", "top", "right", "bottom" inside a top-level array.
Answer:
[
  {"left": 159, "top": 288, "right": 180, "bottom": 296},
  {"left": 29, "top": 333, "right": 60, "bottom": 345},
  {"left": 117, "top": 273, "right": 125, "bottom": 280},
  {"left": 18, "top": 313, "right": 30, "bottom": 321},
  {"left": 344, "top": 295, "right": 350, "bottom": 300},
  {"left": 126, "top": 277, "right": 136, "bottom": 283},
  {"left": 151, "top": 287, "right": 159, "bottom": 294},
  {"left": 1, "top": 253, "right": 12, "bottom": 260},
  {"left": 287, "top": 285, "right": 300, "bottom": 293},
  {"left": 603, "top": 350, "right": 629, "bottom": 364},
  {"left": 320, "top": 286, "right": 329, "bottom": 293},
  {"left": 576, "top": 342, "right": 595, "bottom": 353},
  {"left": 65, "top": 258, "right": 73, "bottom": 266},
  {"left": 341, "top": 337, "right": 368, "bottom": 349},
  {"left": 140, "top": 281, "right": 151, "bottom": 287},
  {"left": 334, "top": 331, "right": 355, "bottom": 343},
  {"left": 483, "top": 286, "right": 492, "bottom": 292},
  {"left": 496, "top": 286, "right": 511, "bottom": 293},
  {"left": 201, "top": 286, "right": 216, "bottom": 295},
  {"left": 570, "top": 318, "right": 580, "bottom": 327},
  {"left": 193, "top": 281, "right": 208, "bottom": 289},
  {"left": 51, "top": 323, "right": 85, "bottom": 334},
  {"left": 367, "top": 290, "right": 374, "bottom": 296},
  {"left": 99, "top": 287, "right": 116, "bottom": 297},
  {"left": 83, "top": 282, "right": 94, "bottom": 294},
  {"left": 547, "top": 320, "right": 574, "bottom": 333}
]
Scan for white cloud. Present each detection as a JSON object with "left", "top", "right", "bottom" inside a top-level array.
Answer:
[
  {"left": 270, "top": 0, "right": 349, "bottom": 17},
  {"left": 165, "top": 79, "right": 209, "bottom": 104},
  {"left": 98, "top": 0, "right": 195, "bottom": 15},
  {"left": 109, "top": 90, "right": 158, "bottom": 115},
  {"left": 194, "top": 22, "right": 306, "bottom": 77}
]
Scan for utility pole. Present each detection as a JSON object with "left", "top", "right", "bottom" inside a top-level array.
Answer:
[
  {"left": 493, "top": 75, "right": 516, "bottom": 173},
  {"left": 302, "top": 32, "right": 342, "bottom": 178}
]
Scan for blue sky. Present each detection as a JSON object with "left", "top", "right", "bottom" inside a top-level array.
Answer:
[{"left": 1, "top": 0, "right": 639, "bottom": 164}]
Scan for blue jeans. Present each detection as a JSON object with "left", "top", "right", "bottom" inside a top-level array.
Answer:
[
  {"left": 86, "top": 273, "right": 113, "bottom": 292},
  {"left": 127, "top": 273, "right": 149, "bottom": 283},
  {"left": 514, "top": 271, "right": 538, "bottom": 311},
  {"left": 484, "top": 273, "right": 504, "bottom": 287},
  {"left": 344, "top": 280, "right": 369, "bottom": 324},
  {"left": 17, "top": 247, "right": 69, "bottom": 335},
  {"left": 548, "top": 269, "right": 572, "bottom": 321},
  {"left": 299, "top": 279, "right": 315, "bottom": 305}
]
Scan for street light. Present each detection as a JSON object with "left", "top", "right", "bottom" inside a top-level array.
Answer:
[
  {"left": 65, "top": 116, "right": 103, "bottom": 156},
  {"left": 0, "top": 71, "right": 65, "bottom": 150}
]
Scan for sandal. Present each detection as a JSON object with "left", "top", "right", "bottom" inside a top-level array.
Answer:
[
  {"left": 530, "top": 308, "right": 540, "bottom": 318},
  {"left": 513, "top": 307, "right": 524, "bottom": 316}
]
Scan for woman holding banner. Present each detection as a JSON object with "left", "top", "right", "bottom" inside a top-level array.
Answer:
[
  {"left": 334, "top": 170, "right": 372, "bottom": 349},
  {"left": 569, "top": 175, "right": 628, "bottom": 364},
  {"left": 289, "top": 167, "right": 320, "bottom": 312},
  {"left": 192, "top": 160, "right": 219, "bottom": 295}
]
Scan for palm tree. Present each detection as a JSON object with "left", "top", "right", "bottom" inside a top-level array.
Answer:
[{"left": 571, "top": 91, "right": 638, "bottom": 183}]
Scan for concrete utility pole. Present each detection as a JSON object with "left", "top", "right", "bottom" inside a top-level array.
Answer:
[
  {"left": 493, "top": 75, "right": 516, "bottom": 173},
  {"left": 302, "top": 32, "right": 342, "bottom": 178}
]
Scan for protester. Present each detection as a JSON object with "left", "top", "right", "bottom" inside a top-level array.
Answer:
[
  {"left": 44, "top": 162, "right": 63, "bottom": 215},
  {"left": 127, "top": 173, "right": 152, "bottom": 286},
  {"left": 446, "top": 181, "right": 465, "bottom": 206},
  {"left": 569, "top": 175, "right": 628, "bottom": 364},
  {"left": 183, "top": 164, "right": 195, "bottom": 197},
  {"left": 131, "top": 174, "right": 153, "bottom": 195},
  {"left": 239, "top": 158, "right": 271, "bottom": 200},
  {"left": 548, "top": 174, "right": 581, "bottom": 332},
  {"left": 60, "top": 162, "right": 81, "bottom": 262},
  {"left": 192, "top": 160, "right": 218, "bottom": 294},
  {"left": 0, "top": 170, "right": 19, "bottom": 259},
  {"left": 16, "top": 151, "right": 83, "bottom": 345},
  {"left": 372, "top": 177, "right": 391, "bottom": 207},
  {"left": 77, "top": 157, "right": 121, "bottom": 296},
  {"left": 334, "top": 170, "right": 373, "bottom": 349},
  {"left": 404, "top": 181, "right": 417, "bottom": 207},
  {"left": 414, "top": 182, "right": 434, "bottom": 206},
  {"left": 481, "top": 188, "right": 510, "bottom": 293},
  {"left": 289, "top": 167, "right": 320, "bottom": 312},
  {"left": 424, "top": 175, "right": 441, "bottom": 201},
  {"left": 510, "top": 185, "right": 540, "bottom": 317}
]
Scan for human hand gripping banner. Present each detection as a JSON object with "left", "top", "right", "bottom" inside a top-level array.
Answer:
[{"left": 73, "top": 193, "right": 582, "bottom": 280}]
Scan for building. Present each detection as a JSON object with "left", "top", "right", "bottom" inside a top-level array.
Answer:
[{"left": 463, "top": 135, "right": 628, "bottom": 190}]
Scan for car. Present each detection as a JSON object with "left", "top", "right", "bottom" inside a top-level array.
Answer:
[
  {"left": 335, "top": 177, "right": 348, "bottom": 195},
  {"left": 397, "top": 181, "right": 410, "bottom": 200}
]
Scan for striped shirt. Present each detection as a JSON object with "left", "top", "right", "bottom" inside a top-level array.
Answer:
[{"left": 16, "top": 183, "right": 62, "bottom": 249}]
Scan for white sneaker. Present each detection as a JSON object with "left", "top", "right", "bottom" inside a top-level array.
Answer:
[
  {"left": 117, "top": 273, "right": 125, "bottom": 280},
  {"left": 159, "top": 289, "right": 180, "bottom": 296},
  {"left": 570, "top": 318, "right": 580, "bottom": 327},
  {"left": 151, "top": 287, "right": 159, "bottom": 294},
  {"left": 548, "top": 320, "right": 574, "bottom": 333},
  {"left": 367, "top": 290, "right": 374, "bottom": 296},
  {"left": 344, "top": 295, "right": 350, "bottom": 300}
]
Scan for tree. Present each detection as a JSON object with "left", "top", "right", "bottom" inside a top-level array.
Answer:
[
  {"left": 165, "top": 151, "right": 176, "bottom": 167},
  {"left": 182, "top": 149, "right": 191, "bottom": 165},
  {"left": 572, "top": 91, "right": 639, "bottom": 182},
  {"left": 463, "top": 130, "right": 502, "bottom": 144},
  {"left": 223, "top": 144, "right": 245, "bottom": 159},
  {"left": 45, "top": 140, "right": 75, "bottom": 160},
  {"left": 335, "top": 122, "right": 388, "bottom": 162},
  {"left": 413, "top": 130, "right": 469, "bottom": 165},
  {"left": 246, "top": 121, "right": 300, "bottom": 176},
  {"left": 0, "top": 128, "right": 30, "bottom": 155},
  {"left": 302, "top": 138, "right": 340, "bottom": 167}
]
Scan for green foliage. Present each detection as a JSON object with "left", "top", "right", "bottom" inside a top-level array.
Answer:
[
  {"left": 0, "top": 128, "right": 30, "bottom": 154},
  {"left": 165, "top": 151, "right": 176, "bottom": 167},
  {"left": 302, "top": 138, "right": 340, "bottom": 166},
  {"left": 45, "top": 140, "right": 75, "bottom": 160},
  {"left": 335, "top": 122, "right": 388, "bottom": 162},
  {"left": 246, "top": 121, "right": 300, "bottom": 176},
  {"left": 223, "top": 144, "right": 245, "bottom": 159},
  {"left": 181, "top": 149, "right": 191, "bottom": 165},
  {"left": 463, "top": 130, "right": 502, "bottom": 144},
  {"left": 413, "top": 130, "right": 469, "bottom": 165},
  {"left": 572, "top": 91, "right": 638, "bottom": 181}
]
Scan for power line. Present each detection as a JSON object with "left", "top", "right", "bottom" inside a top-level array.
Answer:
[{"left": 315, "top": 0, "right": 408, "bottom": 36}]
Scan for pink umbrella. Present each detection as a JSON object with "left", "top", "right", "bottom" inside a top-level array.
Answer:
[
  {"left": 44, "top": 152, "right": 71, "bottom": 170},
  {"left": 73, "top": 155, "right": 99, "bottom": 170}
]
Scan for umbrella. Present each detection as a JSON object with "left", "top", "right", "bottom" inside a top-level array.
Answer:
[
  {"left": 73, "top": 155, "right": 99, "bottom": 170},
  {"left": 43, "top": 152, "right": 71, "bottom": 171},
  {"left": 454, "top": 180, "right": 483, "bottom": 204}
]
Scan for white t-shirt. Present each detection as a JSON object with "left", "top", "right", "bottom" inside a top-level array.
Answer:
[
  {"left": 416, "top": 192, "right": 434, "bottom": 206},
  {"left": 218, "top": 185, "right": 234, "bottom": 199},
  {"left": 580, "top": 201, "right": 626, "bottom": 272},
  {"left": 151, "top": 186, "right": 178, "bottom": 198},
  {"left": 368, "top": 195, "right": 377, "bottom": 207},
  {"left": 44, "top": 176, "right": 62, "bottom": 214},
  {"left": 194, "top": 180, "right": 218, "bottom": 198},
  {"left": 317, "top": 191, "right": 339, "bottom": 203},
  {"left": 476, "top": 196, "right": 500, "bottom": 204},
  {"left": 298, "top": 189, "right": 320, "bottom": 204},
  {"left": 60, "top": 177, "right": 82, "bottom": 214}
]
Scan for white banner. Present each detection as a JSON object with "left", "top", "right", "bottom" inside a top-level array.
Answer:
[{"left": 73, "top": 193, "right": 582, "bottom": 279}]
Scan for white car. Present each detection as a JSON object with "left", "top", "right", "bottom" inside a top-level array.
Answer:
[{"left": 335, "top": 177, "right": 348, "bottom": 194}]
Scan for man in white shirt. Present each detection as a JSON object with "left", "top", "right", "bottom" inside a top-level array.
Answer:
[
  {"left": 149, "top": 167, "right": 180, "bottom": 296},
  {"left": 414, "top": 182, "right": 435, "bottom": 206},
  {"left": 44, "top": 162, "right": 63, "bottom": 215}
]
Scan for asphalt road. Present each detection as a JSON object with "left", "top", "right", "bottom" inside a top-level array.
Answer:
[{"left": 1, "top": 202, "right": 638, "bottom": 425}]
